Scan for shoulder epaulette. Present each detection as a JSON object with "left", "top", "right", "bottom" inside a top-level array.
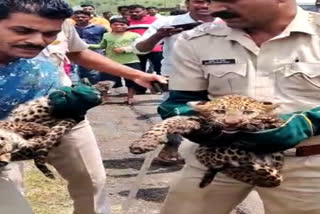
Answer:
[
  {"left": 181, "top": 22, "right": 229, "bottom": 40},
  {"left": 308, "top": 11, "right": 320, "bottom": 26}
]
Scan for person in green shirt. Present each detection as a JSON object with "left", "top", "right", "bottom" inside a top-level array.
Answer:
[{"left": 90, "top": 17, "right": 144, "bottom": 105}]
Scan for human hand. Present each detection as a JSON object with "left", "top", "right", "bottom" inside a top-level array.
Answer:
[
  {"left": 133, "top": 72, "right": 168, "bottom": 89},
  {"left": 155, "top": 27, "right": 183, "bottom": 38},
  {"left": 113, "top": 47, "right": 126, "bottom": 54}
]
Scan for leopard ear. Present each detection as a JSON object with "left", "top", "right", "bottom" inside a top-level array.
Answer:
[{"left": 261, "top": 101, "right": 279, "bottom": 112}]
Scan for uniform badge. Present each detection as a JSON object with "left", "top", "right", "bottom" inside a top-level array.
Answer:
[{"left": 202, "top": 59, "right": 236, "bottom": 65}]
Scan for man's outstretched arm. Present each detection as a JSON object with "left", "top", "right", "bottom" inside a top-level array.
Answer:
[{"left": 67, "top": 49, "right": 166, "bottom": 88}]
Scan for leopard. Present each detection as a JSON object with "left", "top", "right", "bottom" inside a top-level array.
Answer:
[
  {"left": 130, "top": 95, "right": 285, "bottom": 188},
  {"left": 81, "top": 79, "right": 114, "bottom": 104},
  {"left": 0, "top": 81, "right": 113, "bottom": 179},
  {"left": 0, "top": 122, "right": 49, "bottom": 166}
]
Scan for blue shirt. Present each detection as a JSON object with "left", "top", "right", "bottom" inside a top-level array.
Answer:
[
  {"left": 75, "top": 24, "right": 106, "bottom": 44},
  {"left": 0, "top": 57, "right": 60, "bottom": 119}
]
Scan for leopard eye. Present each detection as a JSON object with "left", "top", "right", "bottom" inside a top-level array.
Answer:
[
  {"left": 243, "top": 110, "right": 255, "bottom": 115},
  {"left": 262, "top": 102, "right": 273, "bottom": 105},
  {"left": 213, "top": 109, "right": 226, "bottom": 114}
]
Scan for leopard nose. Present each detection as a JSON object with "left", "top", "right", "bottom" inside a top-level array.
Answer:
[{"left": 223, "top": 117, "right": 243, "bottom": 125}]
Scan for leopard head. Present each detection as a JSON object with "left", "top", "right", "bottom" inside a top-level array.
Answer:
[
  {"left": 93, "top": 80, "right": 114, "bottom": 94},
  {"left": 93, "top": 80, "right": 115, "bottom": 103},
  {"left": 187, "top": 95, "right": 281, "bottom": 132},
  {"left": 0, "top": 130, "right": 15, "bottom": 167},
  {"left": 0, "top": 129, "right": 28, "bottom": 167}
]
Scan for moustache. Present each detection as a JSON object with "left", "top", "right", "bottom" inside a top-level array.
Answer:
[
  {"left": 13, "top": 45, "right": 45, "bottom": 50},
  {"left": 211, "top": 11, "right": 240, "bottom": 19}
]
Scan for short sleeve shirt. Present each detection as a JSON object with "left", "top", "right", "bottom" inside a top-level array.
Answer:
[
  {"left": 75, "top": 24, "right": 106, "bottom": 44},
  {"left": 133, "top": 13, "right": 196, "bottom": 76},
  {"left": 39, "top": 20, "right": 88, "bottom": 86},
  {"left": 96, "top": 32, "right": 141, "bottom": 64},
  {"left": 127, "top": 16, "right": 162, "bottom": 52},
  {"left": 170, "top": 7, "right": 320, "bottom": 115},
  {"left": 133, "top": 13, "right": 221, "bottom": 76},
  {"left": 0, "top": 57, "right": 60, "bottom": 119}
]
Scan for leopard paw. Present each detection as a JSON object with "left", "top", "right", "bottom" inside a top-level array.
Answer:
[
  {"left": 130, "top": 140, "right": 160, "bottom": 154},
  {"left": 130, "top": 137, "right": 168, "bottom": 154}
]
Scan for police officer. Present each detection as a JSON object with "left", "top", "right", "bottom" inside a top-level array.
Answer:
[
  {"left": 159, "top": 0, "right": 320, "bottom": 213},
  {"left": 0, "top": 1, "right": 166, "bottom": 214}
]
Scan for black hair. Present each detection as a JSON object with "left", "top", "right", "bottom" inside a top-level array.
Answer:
[
  {"left": 118, "top": 6, "right": 129, "bottom": 12},
  {"left": 146, "top": 6, "right": 158, "bottom": 10},
  {"left": 128, "top": 4, "right": 145, "bottom": 10},
  {"left": 110, "top": 17, "right": 129, "bottom": 25},
  {"left": 170, "top": 9, "right": 188, "bottom": 16},
  {"left": 80, "top": 4, "right": 95, "bottom": 9},
  {"left": 0, "top": 0, "right": 73, "bottom": 20},
  {"left": 73, "top": 10, "right": 91, "bottom": 17}
]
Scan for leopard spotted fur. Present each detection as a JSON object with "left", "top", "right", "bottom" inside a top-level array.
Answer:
[
  {"left": 130, "top": 95, "right": 285, "bottom": 188},
  {"left": 0, "top": 81, "right": 113, "bottom": 179}
]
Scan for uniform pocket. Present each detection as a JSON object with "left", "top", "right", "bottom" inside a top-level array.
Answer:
[
  {"left": 203, "top": 63, "right": 248, "bottom": 95},
  {"left": 277, "top": 62, "right": 320, "bottom": 101}
]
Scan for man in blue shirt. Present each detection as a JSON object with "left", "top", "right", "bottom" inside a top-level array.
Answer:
[
  {"left": 73, "top": 10, "right": 107, "bottom": 45},
  {"left": 73, "top": 10, "right": 106, "bottom": 83},
  {"left": 0, "top": 57, "right": 60, "bottom": 119},
  {"left": 0, "top": 1, "right": 71, "bottom": 213}
]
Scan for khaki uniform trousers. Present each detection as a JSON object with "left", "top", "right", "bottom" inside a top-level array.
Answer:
[
  {"left": 0, "top": 177, "right": 33, "bottom": 214},
  {"left": 161, "top": 141, "right": 320, "bottom": 214},
  {"left": 0, "top": 120, "right": 110, "bottom": 214}
]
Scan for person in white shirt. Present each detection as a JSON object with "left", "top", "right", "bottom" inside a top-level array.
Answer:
[
  {"left": 134, "top": 0, "right": 217, "bottom": 77},
  {"left": 133, "top": 0, "right": 218, "bottom": 164},
  {"left": 147, "top": 6, "right": 163, "bottom": 19}
]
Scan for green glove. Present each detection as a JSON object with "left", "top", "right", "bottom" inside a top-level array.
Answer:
[
  {"left": 158, "top": 103, "right": 196, "bottom": 119},
  {"left": 49, "top": 83, "right": 102, "bottom": 122},
  {"left": 213, "top": 107, "right": 319, "bottom": 153},
  {"left": 234, "top": 107, "right": 320, "bottom": 153},
  {"left": 183, "top": 107, "right": 320, "bottom": 154}
]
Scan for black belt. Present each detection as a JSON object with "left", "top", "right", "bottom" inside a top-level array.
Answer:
[
  {"left": 296, "top": 145, "right": 320, "bottom": 156},
  {"left": 284, "top": 145, "right": 320, "bottom": 156}
]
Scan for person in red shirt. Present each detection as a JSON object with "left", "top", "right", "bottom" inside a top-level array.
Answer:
[{"left": 127, "top": 4, "right": 163, "bottom": 94}]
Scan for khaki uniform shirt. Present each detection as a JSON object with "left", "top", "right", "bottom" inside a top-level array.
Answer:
[
  {"left": 39, "top": 20, "right": 88, "bottom": 86},
  {"left": 170, "top": 7, "right": 320, "bottom": 146}
]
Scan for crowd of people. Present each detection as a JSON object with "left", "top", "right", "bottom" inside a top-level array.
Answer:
[
  {"left": 69, "top": 4, "right": 172, "bottom": 104},
  {"left": 0, "top": 0, "right": 320, "bottom": 214}
]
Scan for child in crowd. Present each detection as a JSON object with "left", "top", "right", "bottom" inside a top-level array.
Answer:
[{"left": 89, "top": 18, "right": 143, "bottom": 105}]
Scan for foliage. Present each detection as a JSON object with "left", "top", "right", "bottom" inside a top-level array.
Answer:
[{"left": 66, "top": 0, "right": 183, "bottom": 14}]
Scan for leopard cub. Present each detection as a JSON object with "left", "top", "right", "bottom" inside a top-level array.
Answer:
[
  {"left": 0, "top": 81, "right": 113, "bottom": 178},
  {"left": 130, "top": 95, "right": 285, "bottom": 188}
]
